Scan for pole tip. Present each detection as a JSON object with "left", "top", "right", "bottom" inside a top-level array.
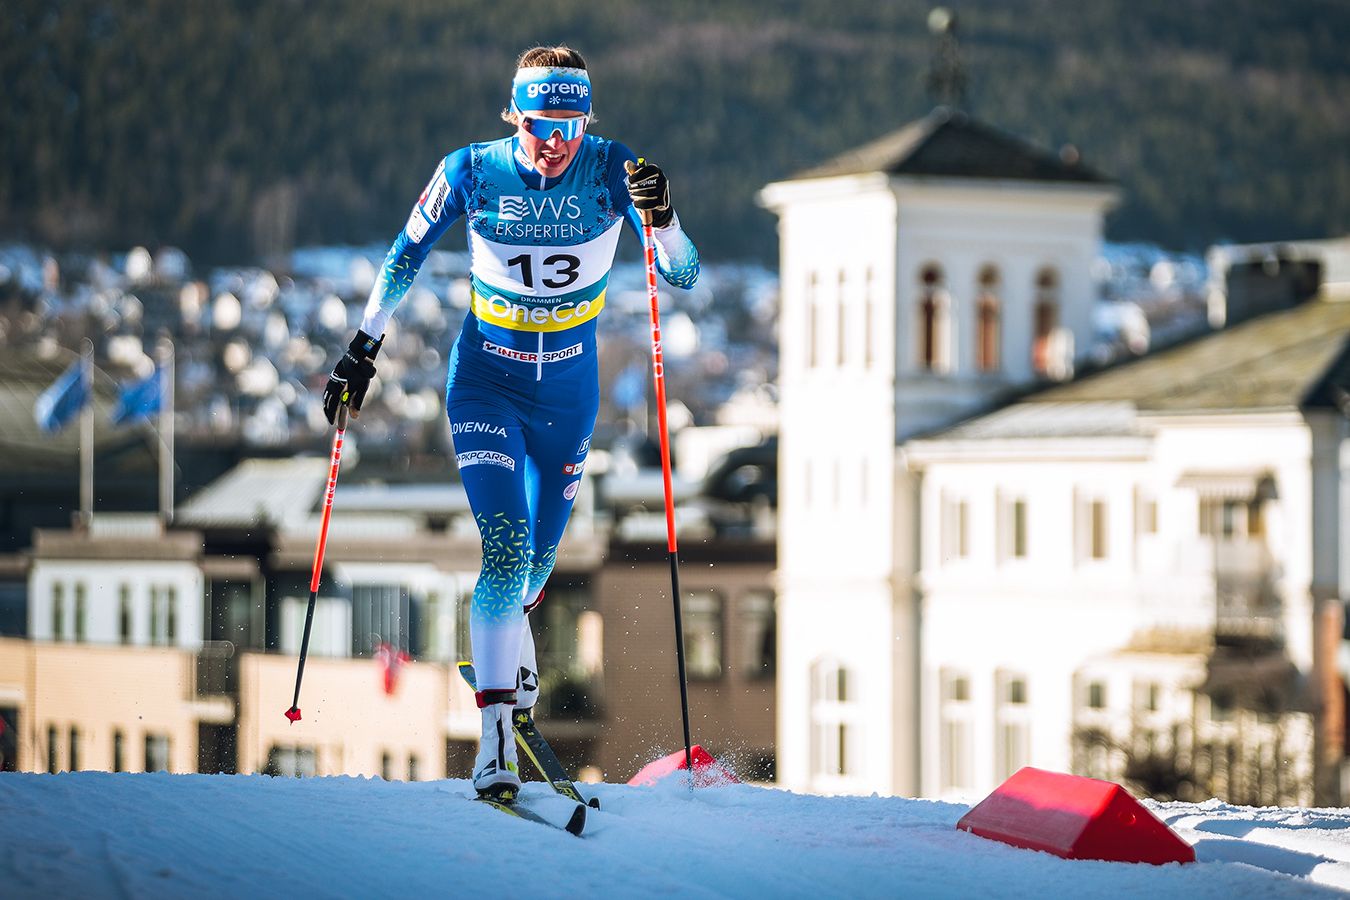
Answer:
[{"left": 284, "top": 707, "right": 302, "bottom": 723}]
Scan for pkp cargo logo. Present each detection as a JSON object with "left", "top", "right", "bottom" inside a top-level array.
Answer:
[
  {"left": 499, "top": 196, "right": 529, "bottom": 221},
  {"left": 456, "top": 450, "right": 515, "bottom": 471}
]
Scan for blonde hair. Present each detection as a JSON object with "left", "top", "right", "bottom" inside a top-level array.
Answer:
[{"left": 500, "top": 46, "right": 592, "bottom": 126}]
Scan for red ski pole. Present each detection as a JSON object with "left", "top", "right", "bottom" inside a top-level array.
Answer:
[
  {"left": 628, "top": 160, "right": 695, "bottom": 775},
  {"left": 285, "top": 404, "right": 349, "bottom": 722}
]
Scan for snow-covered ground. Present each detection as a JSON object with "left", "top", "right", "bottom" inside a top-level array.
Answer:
[{"left": 3, "top": 773, "right": 1350, "bottom": 898}]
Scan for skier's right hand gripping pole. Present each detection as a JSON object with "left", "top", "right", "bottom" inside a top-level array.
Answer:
[{"left": 322, "top": 330, "right": 383, "bottom": 424}]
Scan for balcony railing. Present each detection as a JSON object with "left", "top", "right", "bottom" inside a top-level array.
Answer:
[{"left": 1137, "top": 535, "right": 1282, "bottom": 643}]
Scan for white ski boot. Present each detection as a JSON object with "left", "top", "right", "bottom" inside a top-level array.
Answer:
[{"left": 472, "top": 688, "right": 521, "bottom": 800}]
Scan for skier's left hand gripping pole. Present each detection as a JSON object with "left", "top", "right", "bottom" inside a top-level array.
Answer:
[{"left": 285, "top": 403, "right": 350, "bottom": 722}]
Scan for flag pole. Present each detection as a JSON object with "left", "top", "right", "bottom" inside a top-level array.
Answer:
[
  {"left": 79, "top": 338, "right": 94, "bottom": 530},
  {"left": 158, "top": 337, "right": 175, "bottom": 524}
]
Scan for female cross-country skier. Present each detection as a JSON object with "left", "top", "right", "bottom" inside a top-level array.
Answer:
[{"left": 321, "top": 45, "right": 699, "bottom": 798}]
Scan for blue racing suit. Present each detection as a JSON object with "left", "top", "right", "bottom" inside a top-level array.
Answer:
[{"left": 360, "top": 134, "right": 699, "bottom": 690}]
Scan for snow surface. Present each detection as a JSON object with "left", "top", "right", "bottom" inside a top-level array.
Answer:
[{"left": 4, "top": 773, "right": 1350, "bottom": 898}]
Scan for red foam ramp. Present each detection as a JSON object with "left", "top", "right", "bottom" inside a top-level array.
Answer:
[
  {"left": 628, "top": 744, "right": 739, "bottom": 787},
  {"left": 956, "top": 767, "right": 1194, "bottom": 865}
]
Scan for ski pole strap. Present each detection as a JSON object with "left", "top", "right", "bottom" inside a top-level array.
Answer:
[{"left": 476, "top": 688, "right": 517, "bottom": 708}]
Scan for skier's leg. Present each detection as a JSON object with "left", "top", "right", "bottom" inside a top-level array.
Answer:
[
  {"left": 515, "top": 390, "right": 599, "bottom": 713},
  {"left": 447, "top": 392, "right": 529, "bottom": 794}
]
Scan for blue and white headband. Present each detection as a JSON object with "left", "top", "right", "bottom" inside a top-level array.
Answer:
[{"left": 511, "top": 66, "right": 592, "bottom": 114}]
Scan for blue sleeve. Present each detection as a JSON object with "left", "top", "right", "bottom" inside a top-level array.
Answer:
[
  {"left": 607, "top": 141, "right": 700, "bottom": 291},
  {"left": 360, "top": 148, "right": 472, "bottom": 335}
]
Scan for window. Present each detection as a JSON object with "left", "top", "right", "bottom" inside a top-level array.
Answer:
[
  {"left": 806, "top": 272, "right": 819, "bottom": 369},
  {"left": 836, "top": 270, "right": 849, "bottom": 367},
  {"left": 281, "top": 595, "right": 352, "bottom": 658},
  {"left": 51, "top": 582, "right": 64, "bottom": 641},
  {"left": 1134, "top": 681, "right": 1160, "bottom": 713},
  {"left": 999, "top": 495, "right": 1029, "bottom": 562},
  {"left": 166, "top": 586, "right": 177, "bottom": 642},
  {"left": 119, "top": 585, "right": 132, "bottom": 644},
  {"left": 1134, "top": 490, "right": 1158, "bottom": 537},
  {"left": 810, "top": 660, "right": 857, "bottom": 779},
  {"left": 150, "top": 587, "right": 165, "bottom": 645},
  {"left": 1032, "top": 267, "right": 1059, "bottom": 376},
  {"left": 995, "top": 674, "right": 1030, "bottom": 782},
  {"left": 940, "top": 670, "right": 973, "bottom": 792},
  {"left": 682, "top": 591, "right": 723, "bottom": 680},
  {"left": 1086, "top": 681, "right": 1107, "bottom": 710},
  {"left": 1076, "top": 494, "right": 1109, "bottom": 562},
  {"left": 863, "top": 267, "right": 875, "bottom": 369},
  {"left": 145, "top": 734, "right": 171, "bottom": 772},
  {"left": 74, "top": 584, "right": 87, "bottom": 643},
  {"left": 975, "top": 265, "right": 1001, "bottom": 372},
  {"left": 408, "top": 754, "right": 420, "bottom": 782},
  {"left": 113, "top": 730, "right": 125, "bottom": 773},
  {"left": 918, "top": 264, "right": 949, "bottom": 372},
  {"left": 47, "top": 725, "right": 59, "bottom": 773},
  {"left": 942, "top": 494, "right": 970, "bottom": 562},
  {"left": 68, "top": 725, "right": 80, "bottom": 771},
  {"left": 1199, "top": 498, "right": 1255, "bottom": 539},
  {"left": 265, "top": 745, "right": 316, "bottom": 778},
  {"left": 352, "top": 584, "right": 410, "bottom": 659},
  {"left": 738, "top": 590, "right": 775, "bottom": 680},
  {"left": 1091, "top": 500, "right": 1108, "bottom": 559},
  {"left": 454, "top": 579, "right": 474, "bottom": 665}
]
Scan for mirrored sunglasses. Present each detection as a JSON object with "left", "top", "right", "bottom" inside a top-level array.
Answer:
[{"left": 522, "top": 115, "right": 588, "bottom": 141}]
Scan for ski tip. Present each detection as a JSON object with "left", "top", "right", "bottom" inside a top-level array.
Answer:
[
  {"left": 587, "top": 797, "right": 601, "bottom": 810},
  {"left": 457, "top": 661, "right": 477, "bottom": 689},
  {"left": 566, "top": 802, "right": 587, "bottom": 836}
]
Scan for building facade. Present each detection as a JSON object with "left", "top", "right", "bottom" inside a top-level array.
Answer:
[
  {"left": 0, "top": 459, "right": 776, "bottom": 784},
  {"left": 760, "top": 108, "right": 1117, "bottom": 796}
]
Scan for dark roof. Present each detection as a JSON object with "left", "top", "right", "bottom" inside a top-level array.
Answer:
[
  {"left": 1039, "top": 298, "right": 1350, "bottom": 414},
  {"left": 789, "top": 107, "right": 1111, "bottom": 185}
]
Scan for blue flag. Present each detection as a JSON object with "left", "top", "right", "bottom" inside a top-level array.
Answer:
[
  {"left": 110, "top": 366, "right": 163, "bottom": 426},
  {"left": 34, "top": 359, "right": 91, "bottom": 434}
]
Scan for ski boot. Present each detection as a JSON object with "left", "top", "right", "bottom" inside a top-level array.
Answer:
[{"left": 472, "top": 688, "right": 521, "bottom": 801}]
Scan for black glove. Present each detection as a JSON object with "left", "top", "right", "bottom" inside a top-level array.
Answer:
[
  {"left": 625, "top": 159, "right": 674, "bottom": 228},
  {"left": 322, "top": 329, "right": 382, "bottom": 424}
]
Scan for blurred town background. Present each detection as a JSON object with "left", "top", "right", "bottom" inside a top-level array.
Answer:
[{"left": 2, "top": 2, "right": 1349, "bottom": 806}]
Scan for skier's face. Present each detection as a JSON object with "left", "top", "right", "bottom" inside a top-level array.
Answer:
[{"left": 516, "top": 111, "right": 587, "bottom": 178}]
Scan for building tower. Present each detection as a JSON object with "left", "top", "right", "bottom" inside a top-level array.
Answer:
[{"left": 759, "top": 110, "right": 1118, "bottom": 795}]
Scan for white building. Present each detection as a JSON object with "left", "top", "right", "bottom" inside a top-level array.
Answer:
[
  {"left": 760, "top": 107, "right": 1118, "bottom": 796},
  {"left": 764, "top": 107, "right": 1350, "bottom": 806}
]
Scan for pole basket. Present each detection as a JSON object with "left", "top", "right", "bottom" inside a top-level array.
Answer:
[{"left": 628, "top": 744, "right": 739, "bottom": 788}]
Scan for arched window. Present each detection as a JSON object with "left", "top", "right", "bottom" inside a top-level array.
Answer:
[
  {"left": 975, "top": 265, "right": 1001, "bottom": 373},
  {"left": 1032, "top": 267, "right": 1060, "bottom": 376},
  {"left": 918, "top": 264, "right": 949, "bottom": 372}
]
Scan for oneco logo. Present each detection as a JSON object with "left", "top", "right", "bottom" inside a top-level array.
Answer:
[{"left": 481, "top": 296, "right": 595, "bottom": 326}]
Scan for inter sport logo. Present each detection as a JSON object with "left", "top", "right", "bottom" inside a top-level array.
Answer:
[{"left": 499, "top": 196, "right": 529, "bottom": 221}]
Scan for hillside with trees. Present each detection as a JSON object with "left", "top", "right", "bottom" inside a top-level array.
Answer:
[{"left": 3, "top": 0, "right": 1347, "bottom": 263}]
